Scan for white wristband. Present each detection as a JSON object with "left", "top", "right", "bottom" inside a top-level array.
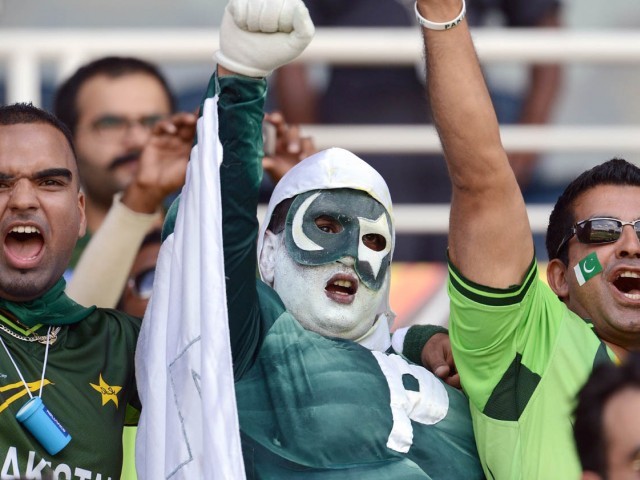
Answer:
[{"left": 415, "top": 0, "right": 466, "bottom": 31}]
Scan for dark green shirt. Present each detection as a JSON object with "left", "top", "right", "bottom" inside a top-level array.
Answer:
[
  {"left": 0, "top": 309, "right": 140, "bottom": 479},
  {"left": 215, "top": 74, "right": 483, "bottom": 479}
]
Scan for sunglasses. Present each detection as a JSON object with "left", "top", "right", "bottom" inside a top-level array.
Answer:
[
  {"left": 556, "top": 217, "right": 640, "bottom": 257},
  {"left": 127, "top": 267, "right": 155, "bottom": 300}
]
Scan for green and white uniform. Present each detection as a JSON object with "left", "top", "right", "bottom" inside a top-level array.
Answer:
[
  {"left": 208, "top": 73, "right": 484, "bottom": 479},
  {"left": 448, "top": 259, "right": 615, "bottom": 479},
  {"left": 0, "top": 303, "right": 140, "bottom": 479}
]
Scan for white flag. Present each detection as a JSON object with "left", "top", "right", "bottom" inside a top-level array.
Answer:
[{"left": 135, "top": 94, "right": 245, "bottom": 479}]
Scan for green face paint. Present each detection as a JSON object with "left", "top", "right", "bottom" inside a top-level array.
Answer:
[
  {"left": 284, "top": 189, "right": 393, "bottom": 291},
  {"left": 574, "top": 252, "right": 603, "bottom": 286}
]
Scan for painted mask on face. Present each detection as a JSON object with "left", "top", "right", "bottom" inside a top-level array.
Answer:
[{"left": 284, "top": 189, "right": 392, "bottom": 290}]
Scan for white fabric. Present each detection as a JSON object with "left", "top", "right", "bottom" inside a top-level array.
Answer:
[
  {"left": 214, "top": 0, "right": 315, "bottom": 77},
  {"left": 257, "top": 147, "right": 396, "bottom": 351},
  {"left": 135, "top": 95, "right": 245, "bottom": 479}
]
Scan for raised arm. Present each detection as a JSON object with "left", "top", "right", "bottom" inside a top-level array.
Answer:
[
  {"left": 214, "top": 0, "right": 314, "bottom": 375},
  {"left": 418, "top": 0, "right": 533, "bottom": 287}
]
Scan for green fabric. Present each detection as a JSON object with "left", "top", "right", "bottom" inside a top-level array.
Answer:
[
  {"left": 217, "top": 74, "right": 483, "bottom": 478},
  {"left": 402, "top": 325, "right": 449, "bottom": 366},
  {"left": 0, "top": 278, "right": 95, "bottom": 328},
  {"left": 121, "top": 427, "right": 138, "bottom": 480},
  {"left": 0, "top": 307, "right": 140, "bottom": 478},
  {"left": 237, "top": 291, "right": 483, "bottom": 479},
  {"left": 448, "top": 258, "right": 616, "bottom": 480}
]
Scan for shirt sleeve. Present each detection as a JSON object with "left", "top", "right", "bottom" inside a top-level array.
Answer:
[
  {"left": 217, "top": 74, "right": 269, "bottom": 378},
  {"left": 448, "top": 256, "right": 563, "bottom": 412}
]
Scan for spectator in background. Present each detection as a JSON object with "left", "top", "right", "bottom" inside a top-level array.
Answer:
[
  {"left": 574, "top": 353, "right": 640, "bottom": 480},
  {"left": 274, "top": 0, "right": 562, "bottom": 261},
  {"left": 117, "top": 228, "right": 161, "bottom": 318},
  {"left": 52, "top": 57, "right": 192, "bottom": 311},
  {"left": 53, "top": 57, "right": 180, "bottom": 274}
]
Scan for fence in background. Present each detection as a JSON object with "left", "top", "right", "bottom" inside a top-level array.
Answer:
[{"left": 3, "top": 27, "right": 640, "bottom": 232}]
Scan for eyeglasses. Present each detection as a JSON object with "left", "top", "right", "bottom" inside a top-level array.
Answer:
[
  {"left": 556, "top": 217, "right": 640, "bottom": 257},
  {"left": 127, "top": 267, "right": 155, "bottom": 300},
  {"left": 89, "top": 114, "right": 165, "bottom": 141}
]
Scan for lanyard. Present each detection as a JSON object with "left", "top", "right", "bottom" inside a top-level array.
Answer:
[{"left": 0, "top": 326, "right": 52, "bottom": 399}]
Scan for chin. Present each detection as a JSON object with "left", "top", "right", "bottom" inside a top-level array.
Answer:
[{"left": 298, "top": 310, "right": 370, "bottom": 340}]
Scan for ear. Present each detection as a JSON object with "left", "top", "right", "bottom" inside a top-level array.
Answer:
[
  {"left": 547, "top": 258, "right": 570, "bottom": 300},
  {"left": 259, "top": 230, "right": 279, "bottom": 286},
  {"left": 77, "top": 191, "right": 87, "bottom": 238}
]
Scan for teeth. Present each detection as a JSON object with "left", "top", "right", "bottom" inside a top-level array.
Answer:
[
  {"left": 623, "top": 293, "right": 640, "bottom": 300},
  {"left": 10, "top": 226, "right": 40, "bottom": 234},
  {"left": 619, "top": 271, "right": 640, "bottom": 279},
  {"left": 333, "top": 280, "right": 353, "bottom": 288}
]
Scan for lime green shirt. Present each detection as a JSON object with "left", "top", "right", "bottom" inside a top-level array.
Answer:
[{"left": 449, "top": 259, "right": 615, "bottom": 480}]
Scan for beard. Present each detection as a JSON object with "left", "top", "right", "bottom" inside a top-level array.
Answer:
[{"left": 0, "top": 272, "right": 52, "bottom": 302}]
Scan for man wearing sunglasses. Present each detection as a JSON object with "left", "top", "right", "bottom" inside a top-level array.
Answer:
[
  {"left": 117, "top": 228, "right": 161, "bottom": 318},
  {"left": 411, "top": 0, "right": 640, "bottom": 478}
]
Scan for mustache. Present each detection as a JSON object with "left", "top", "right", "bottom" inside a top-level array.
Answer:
[{"left": 108, "top": 150, "right": 142, "bottom": 171}]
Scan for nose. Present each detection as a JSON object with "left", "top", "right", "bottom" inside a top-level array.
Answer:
[
  {"left": 615, "top": 223, "right": 640, "bottom": 259},
  {"left": 337, "top": 256, "right": 356, "bottom": 267},
  {"left": 8, "top": 179, "right": 39, "bottom": 211},
  {"left": 122, "top": 121, "right": 152, "bottom": 149}
]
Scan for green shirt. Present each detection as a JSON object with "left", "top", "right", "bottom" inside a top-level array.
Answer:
[
  {"left": 448, "top": 259, "right": 615, "bottom": 479},
  {"left": 0, "top": 309, "right": 140, "bottom": 479},
  {"left": 210, "top": 73, "right": 484, "bottom": 479}
]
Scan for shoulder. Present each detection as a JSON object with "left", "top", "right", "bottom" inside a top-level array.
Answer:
[{"left": 81, "top": 308, "right": 141, "bottom": 336}]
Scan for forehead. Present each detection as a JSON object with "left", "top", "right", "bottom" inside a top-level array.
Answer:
[
  {"left": 573, "top": 184, "right": 640, "bottom": 220},
  {"left": 299, "top": 189, "right": 386, "bottom": 217},
  {"left": 0, "top": 123, "right": 77, "bottom": 176},
  {"left": 132, "top": 242, "right": 161, "bottom": 273},
  {"left": 75, "top": 73, "right": 171, "bottom": 120},
  {"left": 603, "top": 387, "right": 640, "bottom": 453}
]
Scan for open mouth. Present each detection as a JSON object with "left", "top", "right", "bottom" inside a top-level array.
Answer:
[
  {"left": 612, "top": 271, "right": 640, "bottom": 300},
  {"left": 4, "top": 225, "right": 44, "bottom": 268},
  {"left": 325, "top": 274, "right": 358, "bottom": 304}
]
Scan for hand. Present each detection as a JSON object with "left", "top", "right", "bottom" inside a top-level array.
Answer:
[
  {"left": 421, "top": 333, "right": 460, "bottom": 389},
  {"left": 262, "top": 111, "right": 316, "bottom": 184},
  {"left": 214, "top": 0, "right": 315, "bottom": 78},
  {"left": 121, "top": 112, "right": 197, "bottom": 214}
]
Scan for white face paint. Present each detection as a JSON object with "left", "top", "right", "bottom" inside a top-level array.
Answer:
[{"left": 272, "top": 234, "right": 388, "bottom": 340}]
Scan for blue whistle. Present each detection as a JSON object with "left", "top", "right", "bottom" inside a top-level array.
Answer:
[{"left": 16, "top": 396, "right": 71, "bottom": 455}]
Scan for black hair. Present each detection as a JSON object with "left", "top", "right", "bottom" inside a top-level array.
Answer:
[
  {"left": 546, "top": 158, "right": 640, "bottom": 264},
  {"left": 266, "top": 197, "right": 296, "bottom": 234},
  {"left": 0, "top": 102, "right": 76, "bottom": 159},
  {"left": 140, "top": 227, "right": 162, "bottom": 249},
  {"left": 574, "top": 353, "right": 640, "bottom": 477},
  {"left": 53, "top": 56, "right": 176, "bottom": 134}
]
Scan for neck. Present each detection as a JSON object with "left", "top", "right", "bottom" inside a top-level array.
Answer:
[
  {"left": 84, "top": 195, "right": 111, "bottom": 233},
  {"left": 604, "top": 340, "right": 629, "bottom": 363}
]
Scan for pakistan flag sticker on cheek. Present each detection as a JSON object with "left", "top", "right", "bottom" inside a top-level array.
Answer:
[{"left": 574, "top": 252, "right": 603, "bottom": 286}]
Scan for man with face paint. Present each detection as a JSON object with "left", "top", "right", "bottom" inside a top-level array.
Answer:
[
  {"left": 259, "top": 164, "right": 397, "bottom": 347},
  {"left": 157, "top": 0, "right": 484, "bottom": 477},
  {"left": 409, "top": 0, "right": 640, "bottom": 478}
]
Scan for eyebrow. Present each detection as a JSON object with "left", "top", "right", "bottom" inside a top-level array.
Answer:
[{"left": 0, "top": 168, "right": 73, "bottom": 182}]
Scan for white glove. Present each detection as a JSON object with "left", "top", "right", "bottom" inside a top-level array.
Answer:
[{"left": 214, "top": 0, "right": 315, "bottom": 78}]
